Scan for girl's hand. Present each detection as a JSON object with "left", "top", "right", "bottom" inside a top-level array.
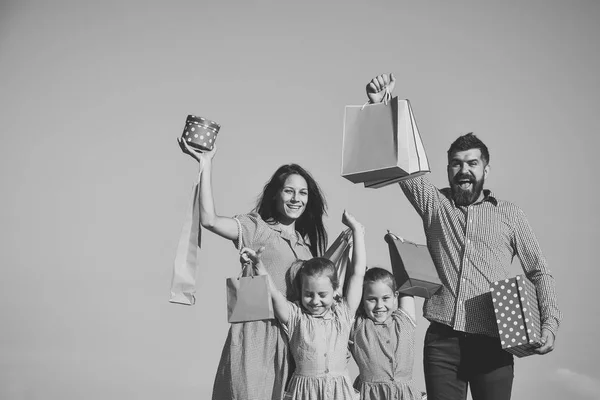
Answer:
[
  {"left": 177, "top": 137, "right": 217, "bottom": 167},
  {"left": 366, "top": 73, "right": 396, "bottom": 104},
  {"left": 342, "top": 210, "right": 365, "bottom": 234},
  {"left": 240, "top": 246, "right": 267, "bottom": 275}
]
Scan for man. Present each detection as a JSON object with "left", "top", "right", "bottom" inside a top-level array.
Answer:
[{"left": 366, "top": 73, "right": 562, "bottom": 400}]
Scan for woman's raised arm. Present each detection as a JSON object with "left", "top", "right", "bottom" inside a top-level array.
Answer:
[{"left": 178, "top": 138, "right": 239, "bottom": 241}]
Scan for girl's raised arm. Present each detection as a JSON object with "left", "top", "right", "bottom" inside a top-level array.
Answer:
[
  {"left": 399, "top": 295, "right": 416, "bottom": 322},
  {"left": 178, "top": 139, "right": 238, "bottom": 240},
  {"left": 242, "top": 247, "right": 290, "bottom": 324},
  {"left": 341, "top": 211, "right": 366, "bottom": 315}
]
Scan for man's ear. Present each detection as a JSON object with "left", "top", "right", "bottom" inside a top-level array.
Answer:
[{"left": 484, "top": 163, "right": 491, "bottom": 178}]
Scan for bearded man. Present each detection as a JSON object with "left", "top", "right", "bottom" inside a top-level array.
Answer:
[{"left": 365, "top": 74, "right": 562, "bottom": 400}]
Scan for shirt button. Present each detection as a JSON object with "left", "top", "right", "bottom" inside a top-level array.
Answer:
[
  {"left": 469, "top": 219, "right": 473, "bottom": 223},
  {"left": 462, "top": 278, "right": 466, "bottom": 282}
]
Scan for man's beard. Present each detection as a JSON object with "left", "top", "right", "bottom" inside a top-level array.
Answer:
[{"left": 450, "top": 173, "right": 485, "bottom": 206}]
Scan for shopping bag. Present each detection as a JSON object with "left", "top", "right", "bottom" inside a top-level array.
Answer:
[
  {"left": 385, "top": 231, "right": 442, "bottom": 298},
  {"left": 226, "top": 218, "right": 275, "bottom": 323},
  {"left": 323, "top": 228, "right": 354, "bottom": 296},
  {"left": 491, "top": 275, "right": 542, "bottom": 357},
  {"left": 226, "top": 269, "right": 275, "bottom": 323},
  {"left": 169, "top": 118, "right": 221, "bottom": 305},
  {"left": 342, "top": 96, "right": 429, "bottom": 188},
  {"left": 169, "top": 178, "right": 202, "bottom": 305}
]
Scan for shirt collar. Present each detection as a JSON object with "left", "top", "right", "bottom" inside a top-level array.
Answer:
[
  {"left": 312, "top": 307, "right": 334, "bottom": 320},
  {"left": 481, "top": 190, "right": 498, "bottom": 206},
  {"left": 267, "top": 220, "right": 309, "bottom": 246},
  {"left": 372, "top": 311, "right": 396, "bottom": 326},
  {"left": 374, "top": 318, "right": 391, "bottom": 326},
  {"left": 297, "top": 301, "right": 336, "bottom": 320}
]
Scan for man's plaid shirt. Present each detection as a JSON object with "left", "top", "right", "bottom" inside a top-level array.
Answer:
[{"left": 399, "top": 176, "right": 562, "bottom": 337}]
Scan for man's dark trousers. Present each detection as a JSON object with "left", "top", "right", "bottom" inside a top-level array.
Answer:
[{"left": 424, "top": 322, "right": 514, "bottom": 400}]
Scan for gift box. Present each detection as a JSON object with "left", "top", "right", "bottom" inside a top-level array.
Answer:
[
  {"left": 490, "top": 275, "right": 541, "bottom": 357},
  {"left": 341, "top": 97, "right": 429, "bottom": 188},
  {"left": 182, "top": 115, "right": 220, "bottom": 151},
  {"left": 385, "top": 232, "right": 442, "bottom": 298}
]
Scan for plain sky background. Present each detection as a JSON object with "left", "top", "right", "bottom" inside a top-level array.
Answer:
[{"left": 1, "top": 1, "right": 599, "bottom": 399}]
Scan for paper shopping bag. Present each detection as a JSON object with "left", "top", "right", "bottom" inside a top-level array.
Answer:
[
  {"left": 226, "top": 267, "right": 275, "bottom": 324},
  {"left": 491, "top": 275, "right": 542, "bottom": 357},
  {"left": 323, "top": 228, "right": 353, "bottom": 296},
  {"left": 225, "top": 218, "right": 275, "bottom": 323},
  {"left": 385, "top": 231, "right": 441, "bottom": 298},
  {"left": 342, "top": 97, "right": 430, "bottom": 188},
  {"left": 169, "top": 182, "right": 201, "bottom": 305}
]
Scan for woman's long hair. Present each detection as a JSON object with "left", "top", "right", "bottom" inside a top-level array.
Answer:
[{"left": 254, "top": 164, "right": 327, "bottom": 257}]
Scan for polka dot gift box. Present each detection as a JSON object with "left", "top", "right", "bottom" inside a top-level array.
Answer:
[
  {"left": 490, "top": 275, "right": 541, "bottom": 358},
  {"left": 181, "top": 115, "right": 220, "bottom": 151}
]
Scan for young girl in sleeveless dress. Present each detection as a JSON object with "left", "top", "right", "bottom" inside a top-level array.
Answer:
[
  {"left": 242, "top": 211, "right": 365, "bottom": 400},
  {"left": 350, "top": 267, "right": 426, "bottom": 400}
]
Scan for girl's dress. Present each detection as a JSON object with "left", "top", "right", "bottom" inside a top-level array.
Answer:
[
  {"left": 212, "top": 213, "right": 313, "bottom": 400},
  {"left": 350, "top": 308, "right": 424, "bottom": 400},
  {"left": 282, "top": 300, "right": 360, "bottom": 400}
]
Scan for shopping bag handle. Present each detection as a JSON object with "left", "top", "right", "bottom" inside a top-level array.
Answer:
[
  {"left": 233, "top": 216, "right": 254, "bottom": 279},
  {"left": 385, "top": 230, "right": 420, "bottom": 247},
  {"left": 361, "top": 87, "right": 392, "bottom": 110},
  {"left": 237, "top": 258, "right": 255, "bottom": 279}
]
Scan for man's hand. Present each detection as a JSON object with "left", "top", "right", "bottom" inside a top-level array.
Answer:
[
  {"left": 534, "top": 328, "right": 555, "bottom": 355},
  {"left": 366, "top": 73, "right": 396, "bottom": 103}
]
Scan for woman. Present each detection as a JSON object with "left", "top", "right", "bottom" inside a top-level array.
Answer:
[{"left": 177, "top": 138, "right": 328, "bottom": 400}]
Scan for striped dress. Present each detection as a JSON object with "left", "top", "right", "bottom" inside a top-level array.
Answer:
[
  {"left": 211, "top": 213, "right": 313, "bottom": 400},
  {"left": 350, "top": 309, "right": 424, "bottom": 400}
]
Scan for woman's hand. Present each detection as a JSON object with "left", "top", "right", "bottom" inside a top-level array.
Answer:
[
  {"left": 177, "top": 137, "right": 217, "bottom": 167},
  {"left": 240, "top": 246, "right": 267, "bottom": 276},
  {"left": 342, "top": 210, "right": 365, "bottom": 235},
  {"left": 366, "top": 73, "right": 396, "bottom": 104}
]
